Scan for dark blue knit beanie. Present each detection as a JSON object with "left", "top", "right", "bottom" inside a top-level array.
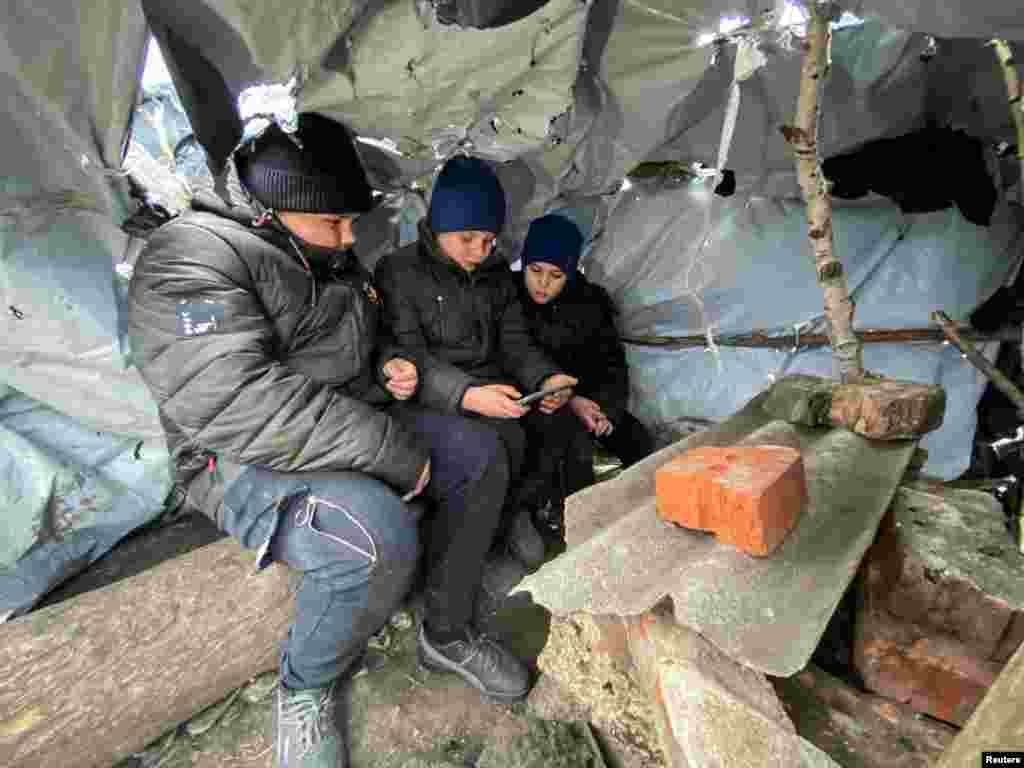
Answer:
[
  {"left": 522, "top": 214, "right": 584, "bottom": 278},
  {"left": 428, "top": 156, "right": 506, "bottom": 235}
]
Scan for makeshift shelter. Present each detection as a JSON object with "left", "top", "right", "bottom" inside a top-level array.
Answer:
[{"left": 1, "top": 6, "right": 1022, "bottom": 763}]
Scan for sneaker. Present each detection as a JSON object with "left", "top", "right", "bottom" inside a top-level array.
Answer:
[
  {"left": 507, "top": 507, "right": 546, "bottom": 570},
  {"left": 274, "top": 682, "right": 345, "bottom": 767},
  {"left": 417, "top": 624, "right": 531, "bottom": 703}
]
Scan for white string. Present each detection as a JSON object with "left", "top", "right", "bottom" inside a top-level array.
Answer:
[{"left": 705, "top": 323, "right": 724, "bottom": 373}]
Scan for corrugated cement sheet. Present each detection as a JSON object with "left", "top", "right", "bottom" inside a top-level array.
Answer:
[{"left": 516, "top": 394, "right": 916, "bottom": 677}]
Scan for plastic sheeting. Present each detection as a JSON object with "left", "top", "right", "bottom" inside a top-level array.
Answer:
[
  {"left": 299, "top": 0, "right": 587, "bottom": 161},
  {"left": 588, "top": 176, "right": 1023, "bottom": 479},
  {"left": 0, "top": 390, "right": 172, "bottom": 620},
  {"left": 0, "top": 1, "right": 173, "bottom": 620},
  {"left": 1, "top": 0, "right": 161, "bottom": 438}
]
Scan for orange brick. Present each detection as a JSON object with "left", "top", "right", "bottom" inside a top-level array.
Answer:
[{"left": 655, "top": 446, "right": 807, "bottom": 556}]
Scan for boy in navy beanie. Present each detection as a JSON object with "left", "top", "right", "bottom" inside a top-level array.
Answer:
[
  {"left": 518, "top": 213, "right": 654, "bottom": 538},
  {"left": 428, "top": 155, "right": 507, "bottom": 237},
  {"left": 374, "top": 156, "right": 579, "bottom": 580}
]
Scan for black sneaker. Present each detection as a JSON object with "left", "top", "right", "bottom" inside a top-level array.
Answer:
[{"left": 417, "top": 624, "right": 531, "bottom": 703}]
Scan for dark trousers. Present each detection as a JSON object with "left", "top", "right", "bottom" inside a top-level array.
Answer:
[
  {"left": 598, "top": 410, "right": 655, "bottom": 470},
  {"left": 390, "top": 406, "right": 510, "bottom": 630},
  {"left": 220, "top": 408, "right": 510, "bottom": 691}
]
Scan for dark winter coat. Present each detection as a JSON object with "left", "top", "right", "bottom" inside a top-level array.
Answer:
[
  {"left": 518, "top": 273, "right": 630, "bottom": 423},
  {"left": 127, "top": 197, "right": 427, "bottom": 526},
  {"left": 373, "top": 221, "right": 559, "bottom": 413}
]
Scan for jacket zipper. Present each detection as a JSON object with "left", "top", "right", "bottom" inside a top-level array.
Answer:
[{"left": 287, "top": 236, "right": 318, "bottom": 308}]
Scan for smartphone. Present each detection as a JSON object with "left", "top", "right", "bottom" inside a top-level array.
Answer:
[{"left": 516, "top": 382, "right": 575, "bottom": 407}]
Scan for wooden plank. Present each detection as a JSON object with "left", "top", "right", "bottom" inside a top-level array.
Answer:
[{"left": 934, "top": 640, "right": 1024, "bottom": 767}]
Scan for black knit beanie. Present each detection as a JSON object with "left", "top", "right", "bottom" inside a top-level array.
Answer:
[{"left": 235, "top": 112, "right": 373, "bottom": 215}]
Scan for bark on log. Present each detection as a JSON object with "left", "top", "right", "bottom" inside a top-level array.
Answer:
[
  {"left": 934, "top": 639, "right": 1024, "bottom": 766},
  {"left": 0, "top": 538, "right": 294, "bottom": 768},
  {"left": 782, "top": 1, "right": 864, "bottom": 384}
]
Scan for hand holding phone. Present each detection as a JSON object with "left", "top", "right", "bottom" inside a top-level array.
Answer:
[{"left": 516, "top": 382, "right": 575, "bottom": 407}]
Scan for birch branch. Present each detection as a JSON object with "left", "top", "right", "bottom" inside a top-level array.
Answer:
[
  {"left": 991, "top": 39, "right": 1023, "bottom": 201},
  {"left": 780, "top": 2, "right": 864, "bottom": 383}
]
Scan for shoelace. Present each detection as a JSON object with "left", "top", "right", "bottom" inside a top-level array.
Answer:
[{"left": 279, "top": 687, "right": 334, "bottom": 757}]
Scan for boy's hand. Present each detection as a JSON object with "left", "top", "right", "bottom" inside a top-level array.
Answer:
[
  {"left": 539, "top": 374, "right": 578, "bottom": 414},
  {"left": 570, "top": 396, "right": 606, "bottom": 433},
  {"left": 462, "top": 384, "right": 529, "bottom": 418},
  {"left": 383, "top": 358, "right": 418, "bottom": 400}
]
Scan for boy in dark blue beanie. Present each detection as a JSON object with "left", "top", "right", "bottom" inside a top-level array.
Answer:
[
  {"left": 519, "top": 214, "right": 654, "bottom": 536},
  {"left": 428, "top": 155, "right": 507, "bottom": 237},
  {"left": 374, "top": 155, "right": 580, "bottom": 579}
]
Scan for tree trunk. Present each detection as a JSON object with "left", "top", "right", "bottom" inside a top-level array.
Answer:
[
  {"left": 0, "top": 538, "right": 294, "bottom": 768},
  {"left": 782, "top": 2, "right": 864, "bottom": 383},
  {"left": 934, "top": 639, "right": 1024, "bottom": 766}
]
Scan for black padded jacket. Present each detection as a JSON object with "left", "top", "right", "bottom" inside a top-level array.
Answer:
[
  {"left": 373, "top": 221, "right": 559, "bottom": 413},
  {"left": 127, "top": 198, "right": 427, "bottom": 524}
]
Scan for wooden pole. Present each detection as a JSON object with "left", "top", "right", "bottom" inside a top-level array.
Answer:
[
  {"left": 781, "top": 2, "right": 864, "bottom": 384},
  {"left": 991, "top": 39, "right": 1024, "bottom": 201},
  {"left": 932, "top": 310, "right": 1024, "bottom": 415},
  {"left": 0, "top": 538, "right": 293, "bottom": 768},
  {"left": 622, "top": 324, "right": 1019, "bottom": 350},
  {"left": 934, "top": 639, "right": 1024, "bottom": 766}
]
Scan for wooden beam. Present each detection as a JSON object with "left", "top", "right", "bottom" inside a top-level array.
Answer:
[
  {"left": 0, "top": 538, "right": 293, "bottom": 768},
  {"left": 934, "top": 639, "right": 1024, "bottom": 766}
]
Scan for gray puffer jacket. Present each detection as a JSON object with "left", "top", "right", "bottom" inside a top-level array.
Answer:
[
  {"left": 374, "top": 221, "right": 559, "bottom": 413},
  {"left": 128, "top": 198, "right": 427, "bottom": 525}
]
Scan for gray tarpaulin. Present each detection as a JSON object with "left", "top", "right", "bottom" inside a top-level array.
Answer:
[{"left": 0, "top": 1, "right": 171, "bottom": 618}]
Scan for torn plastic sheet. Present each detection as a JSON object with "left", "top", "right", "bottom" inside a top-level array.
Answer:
[
  {"left": 298, "top": 0, "right": 587, "bottom": 163},
  {"left": 0, "top": 390, "right": 172, "bottom": 620},
  {"left": 588, "top": 173, "right": 1022, "bottom": 480}
]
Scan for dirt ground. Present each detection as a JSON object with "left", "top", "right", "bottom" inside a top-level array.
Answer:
[{"left": 111, "top": 584, "right": 599, "bottom": 768}]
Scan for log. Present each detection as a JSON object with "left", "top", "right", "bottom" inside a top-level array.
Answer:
[
  {"left": 934, "top": 639, "right": 1024, "bottom": 767},
  {"left": 0, "top": 537, "right": 294, "bottom": 768}
]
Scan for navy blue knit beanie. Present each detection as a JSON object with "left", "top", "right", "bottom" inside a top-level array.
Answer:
[
  {"left": 522, "top": 214, "right": 584, "bottom": 279},
  {"left": 428, "top": 156, "right": 506, "bottom": 235},
  {"left": 235, "top": 112, "right": 373, "bottom": 215}
]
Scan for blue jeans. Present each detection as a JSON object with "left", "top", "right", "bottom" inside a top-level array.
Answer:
[
  {"left": 220, "top": 407, "right": 510, "bottom": 691},
  {"left": 222, "top": 469, "right": 419, "bottom": 691}
]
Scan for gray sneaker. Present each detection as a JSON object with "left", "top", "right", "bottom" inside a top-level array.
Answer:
[
  {"left": 417, "top": 624, "right": 531, "bottom": 703},
  {"left": 274, "top": 682, "right": 344, "bottom": 768},
  {"left": 507, "top": 508, "right": 546, "bottom": 570}
]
